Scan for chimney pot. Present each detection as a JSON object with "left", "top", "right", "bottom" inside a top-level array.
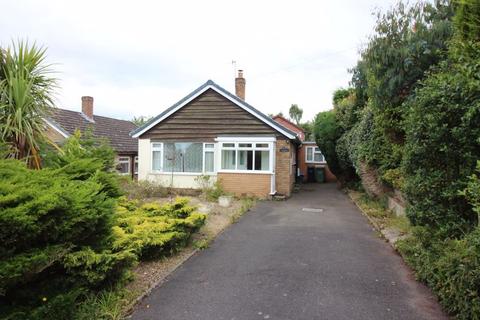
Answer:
[
  {"left": 81, "top": 96, "right": 94, "bottom": 120},
  {"left": 235, "top": 70, "right": 246, "bottom": 100}
]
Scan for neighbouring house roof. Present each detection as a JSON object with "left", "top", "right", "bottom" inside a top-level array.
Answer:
[
  {"left": 46, "top": 108, "right": 138, "bottom": 154},
  {"left": 272, "top": 115, "right": 305, "bottom": 141},
  {"left": 130, "top": 80, "right": 298, "bottom": 140}
]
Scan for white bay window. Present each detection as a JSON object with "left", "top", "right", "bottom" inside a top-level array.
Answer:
[{"left": 219, "top": 140, "right": 273, "bottom": 173}]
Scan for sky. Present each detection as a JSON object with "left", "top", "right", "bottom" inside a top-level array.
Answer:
[{"left": 1, "top": 0, "right": 398, "bottom": 122}]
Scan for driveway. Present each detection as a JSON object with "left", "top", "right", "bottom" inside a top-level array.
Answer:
[{"left": 130, "top": 183, "right": 447, "bottom": 320}]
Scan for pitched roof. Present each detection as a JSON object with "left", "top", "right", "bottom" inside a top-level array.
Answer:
[
  {"left": 130, "top": 80, "right": 298, "bottom": 140},
  {"left": 46, "top": 108, "right": 138, "bottom": 153},
  {"left": 272, "top": 115, "right": 305, "bottom": 134}
]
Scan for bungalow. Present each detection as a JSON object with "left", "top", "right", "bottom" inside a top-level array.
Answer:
[
  {"left": 131, "top": 71, "right": 300, "bottom": 198},
  {"left": 44, "top": 97, "right": 138, "bottom": 178}
]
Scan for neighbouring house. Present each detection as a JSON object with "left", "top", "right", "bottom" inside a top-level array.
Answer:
[
  {"left": 272, "top": 115, "right": 337, "bottom": 183},
  {"left": 131, "top": 71, "right": 301, "bottom": 198},
  {"left": 44, "top": 96, "right": 139, "bottom": 178}
]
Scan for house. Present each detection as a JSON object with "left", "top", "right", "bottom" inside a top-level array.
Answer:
[
  {"left": 131, "top": 71, "right": 301, "bottom": 198},
  {"left": 272, "top": 115, "right": 336, "bottom": 183},
  {"left": 44, "top": 96, "right": 138, "bottom": 178}
]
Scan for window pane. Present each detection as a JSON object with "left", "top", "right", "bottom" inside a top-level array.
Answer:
[
  {"left": 164, "top": 143, "right": 203, "bottom": 173},
  {"left": 205, "top": 151, "right": 214, "bottom": 172},
  {"left": 306, "top": 147, "right": 313, "bottom": 161},
  {"left": 134, "top": 157, "right": 138, "bottom": 174},
  {"left": 314, "top": 147, "right": 320, "bottom": 152},
  {"left": 152, "top": 151, "right": 162, "bottom": 170},
  {"left": 239, "top": 143, "right": 252, "bottom": 148},
  {"left": 256, "top": 143, "right": 269, "bottom": 148},
  {"left": 222, "top": 143, "right": 235, "bottom": 148},
  {"left": 254, "top": 150, "right": 270, "bottom": 171},
  {"left": 205, "top": 143, "right": 214, "bottom": 149},
  {"left": 238, "top": 150, "right": 253, "bottom": 170},
  {"left": 221, "top": 150, "right": 236, "bottom": 169},
  {"left": 118, "top": 159, "right": 130, "bottom": 174},
  {"left": 314, "top": 152, "right": 324, "bottom": 162},
  {"left": 152, "top": 143, "right": 162, "bottom": 150},
  {"left": 163, "top": 143, "right": 180, "bottom": 172},
  {"left": 184, "top": 143, "right": 203, "bottom": 172}
]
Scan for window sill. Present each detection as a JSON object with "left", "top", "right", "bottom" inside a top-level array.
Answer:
[
  {"left": 148, "top": 171, "right": 216, "bottom": 176},
  {"left": 218, "top": 170, "right": 273, "bottom": 175},
  {"left": 305, "top": 161, "right": 327, "bottom": 165}
]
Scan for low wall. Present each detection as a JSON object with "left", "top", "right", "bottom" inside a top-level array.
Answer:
[{"left": 218, "top": 172, "right": 271, "bottom": 198}]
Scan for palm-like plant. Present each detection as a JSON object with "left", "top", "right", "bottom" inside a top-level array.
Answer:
[{"left": 0, "top": 41, "right": 58, "bottom": 168}]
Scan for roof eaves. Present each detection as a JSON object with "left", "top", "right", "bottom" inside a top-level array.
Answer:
[{"left": 43, "top": 117, "right": 71, "bottom": 138}]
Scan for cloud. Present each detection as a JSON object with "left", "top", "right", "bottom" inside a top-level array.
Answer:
[{"left": 1, "top": 0, "right": 396, "bottom": 122}]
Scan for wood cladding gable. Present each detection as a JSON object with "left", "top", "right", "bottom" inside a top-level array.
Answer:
[{"left": 142, "top": 89, "right": 279, "bottom": 141}]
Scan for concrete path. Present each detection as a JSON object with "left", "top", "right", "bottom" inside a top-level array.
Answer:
[{"left": 130, "top": 184, "right": 447, "bottom": 320}]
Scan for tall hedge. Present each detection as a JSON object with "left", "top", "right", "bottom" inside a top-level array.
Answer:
[{"left": 403, "top": 37, "right": 480, "bottom": 236}]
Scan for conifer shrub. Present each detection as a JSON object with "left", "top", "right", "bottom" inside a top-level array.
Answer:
[
  {"left": 0, "top": 159, "right": 135, "bottom": 319},
  {"left": 113, "top": 197, "right": 206, "bottom": 260}
]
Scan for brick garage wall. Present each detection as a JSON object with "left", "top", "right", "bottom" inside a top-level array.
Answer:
[
  {"left": 324, "top": 166, "right": 337, "bottom": 182},
  {"left": 297, "top": 144, "right": 337, "bottom": 183},
  {"left": 218, "top": 172, "right": 271, "bottom": 198},
  {"left": 275, "top": 139, "right": 295, "bottom": 197}
]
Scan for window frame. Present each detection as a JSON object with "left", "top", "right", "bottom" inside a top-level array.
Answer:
[
  {"left": 150, "top": 142, "right": 215, "bottom": 175},
  {"left": 117, "top": 156, "right": 131, "bottom": 175},
  {"left": 151, "top": 142, "right": 163, "bottom": 172},
  {"left": 218, "top": 140, "right": 273, "bottom": 174},
  {"left": 203, "top": 143, "right": 215, "bottom": 174},
  {"left": 305, "top": 146, "right": 325, "bottom": 163},
  {"left": 134, "top": 156, "right": 139, "bottom": 175}
]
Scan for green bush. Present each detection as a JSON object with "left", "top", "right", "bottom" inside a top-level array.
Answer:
[
  {"left": 0, "top": 159, "right": 134, "bottom": 319},
  {"left": 112, "top": 197, "right": 206, "bottom": 259},
  {"left": 313, "top": 110, "right": 344, "bottom": 178},
  {"left": 462, "top": 161, "right": 480, "bottom": 222},
  {"left": 403, "top": 38, "right": 480, "bottom": 235},
  {"left": 397, "top": 227, "right": 480, "bottom": 319},
  {"left": 205, "top": 181, "right": 226, "bottom": 202}
]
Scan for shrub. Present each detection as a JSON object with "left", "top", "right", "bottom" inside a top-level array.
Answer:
[
  {"left": 112, "top": 197, "right": 206, "bottom": 260},
  {"left": 205, "top": 181, "right": 226, "bottom": 202},
  {"left": 397, "top": 228, "right": 480, "bottom": 319},
  {"left": 121, "top": 178, "right": 169, "bottom": 200},
  {"left": 462, "top": 161, "right": 480, "bottom": 225},
  {"left": 0, "top": 159, "right": 134, "bottom": 319},
  {"left": 403, "top": 38, "right": 480, "bottom": 236}
]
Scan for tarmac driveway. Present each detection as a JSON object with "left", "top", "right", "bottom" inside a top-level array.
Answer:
[{"left": 131, "top": 183, "right": 447, "bottom": 320}]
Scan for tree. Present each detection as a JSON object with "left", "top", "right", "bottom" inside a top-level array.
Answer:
[
  {"left": 288, "top": 104, "right": 303, "bottom": 125},
  {"left": 0, "top": 41, "right": 58, "bottom": 168},
  {"left": 313, "top": 111, "right": 342, "bottom": 177},
  {"left": 131, "top": 115, "right": 152, "bottom": 127}
]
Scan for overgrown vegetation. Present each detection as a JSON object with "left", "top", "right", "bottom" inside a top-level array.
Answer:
[
  {"left": 313, "top": 1, "right": 480, "bottom": 318},
  {"left": 0, "top": 130, "right": 206, "bottom": 319},
  {"left": 195, "top": 175, "right": 227, "bottom": 202}
]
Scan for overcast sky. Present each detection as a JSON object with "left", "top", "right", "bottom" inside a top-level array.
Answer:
[{"left": 1, "top": 0, "right": 398, "bottom": 122}]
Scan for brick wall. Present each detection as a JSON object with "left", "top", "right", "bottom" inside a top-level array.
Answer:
[
  {"left": 298, "top": 144, "right": 337, "bottom": 182},
  {"left": 275, "top": 139, "right": 295, "bottom": 197},
  {"left": 218, "top": 172, "right": 271, "bottom": 198}
]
